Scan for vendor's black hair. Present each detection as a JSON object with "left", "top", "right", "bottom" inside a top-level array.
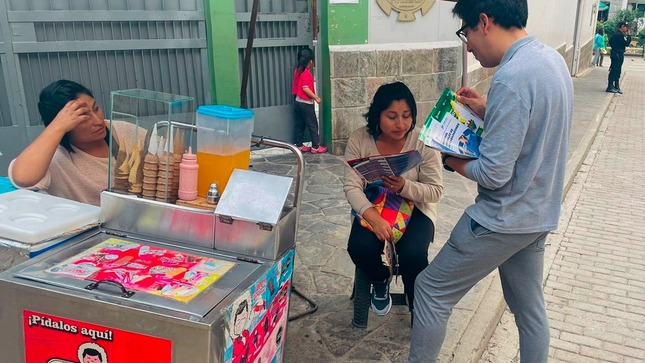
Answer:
[
  {"left": 452, "top": 0, "right": 528, "bottom": 29},
  {"left": 37, "top": 79, "right": 107, "bottom": 153},
  {"left": 364, "top": 81, "right": 417, "bottom": 137}
]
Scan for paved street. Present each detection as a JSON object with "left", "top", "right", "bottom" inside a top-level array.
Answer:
[
  {"left": 244, "top": 58, "right": 639, "bottom": 362},
  {"left": 482, "top": 58, "right": 645, "bottom": 362},
  {"left": 1, "top": 57, "right": 642, "bottom": 363}
]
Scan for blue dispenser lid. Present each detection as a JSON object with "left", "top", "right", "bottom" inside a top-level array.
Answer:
[{"left": 197, "top": 105, "right": 254, "bottom": 120}]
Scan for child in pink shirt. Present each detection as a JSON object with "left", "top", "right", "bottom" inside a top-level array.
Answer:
[{"left": 293, "top": 51, "right": 326, "bottom": 154}]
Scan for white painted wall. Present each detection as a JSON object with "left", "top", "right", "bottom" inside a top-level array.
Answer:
[
  {"left": 526, "top": 0, "right": 577, "bottom": 49},
  {"left": 368, "top": 0, "right": 587, "bottom": 46},
  {"left": 367, "top": 0, "right": 598, "bottom": 74},
  {"left": 368, "top": 1, "right": 461, "bottom": 44}
]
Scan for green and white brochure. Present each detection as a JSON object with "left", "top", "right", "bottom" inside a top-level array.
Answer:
[{"left": 419, "top": 88, "right": 485, "bottom": 158}]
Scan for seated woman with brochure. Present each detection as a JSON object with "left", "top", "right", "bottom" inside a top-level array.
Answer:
[{"left": 343, "top": 81, "right": 443, "bottom": 318}]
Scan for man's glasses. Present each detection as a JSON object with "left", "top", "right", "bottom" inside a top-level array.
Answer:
[{"left": 456, "top": 24, "right": 468, "bottom": 44}]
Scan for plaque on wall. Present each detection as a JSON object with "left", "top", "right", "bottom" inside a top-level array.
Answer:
[{"left": 376, "top": 0, "right": 436, "bottom": 22}]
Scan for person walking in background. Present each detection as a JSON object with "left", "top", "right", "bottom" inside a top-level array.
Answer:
[
  {"left": 607, "top": 22, "right": 632, "bottom": 94},
  {"left": 293, "top": 50, "right": 326, "bottom": 154},
  {"left": 601, "top": 31, "right": 609, "bottom": 67},
  {"left": 592, "top": 28, "right": 605, "bottom": 67},
  {"left": 344, "top": 82, "right": 443, "bottom": 318},
  {"left": 408, "top": 0, "right": 573, "bottom": 362}
]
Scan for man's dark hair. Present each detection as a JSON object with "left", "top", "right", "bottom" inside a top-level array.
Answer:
[
  {"left": 37, "top": 79, "right": 98, "bottom": 153},
  {"left": 363, "top": 81, "right": 417, "bottom": 137},
  {"left": 82, "top": 348, "right": 103, "bottom": 361},
  {"left": 452, "top": 0, "right": 528, "bottom": 29},
  {"left": 617, "top": 22, "right": 627, "bottom": 29}
]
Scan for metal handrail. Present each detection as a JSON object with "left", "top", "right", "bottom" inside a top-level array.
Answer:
[{"left": 248, "top": 136, "right": 317, "bottom": 321}]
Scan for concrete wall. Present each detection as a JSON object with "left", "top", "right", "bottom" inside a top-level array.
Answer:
[{"left": 607, "top": 0, "right": 629, "bottom": 19}]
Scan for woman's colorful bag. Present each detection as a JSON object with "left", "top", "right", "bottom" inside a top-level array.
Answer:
[{"left": 351, "top": 182, "right": 414, "bottom": 244}]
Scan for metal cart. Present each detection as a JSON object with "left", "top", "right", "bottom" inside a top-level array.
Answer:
[{"left": 0, "top": 136, "right": 305, "bottom": 363}]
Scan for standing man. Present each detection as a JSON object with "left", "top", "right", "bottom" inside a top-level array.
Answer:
[
  {"left": 607, "top": 22, "right": 632, "bottom": 94},
  {"left": 408, "top": 1, "right": 573, "bottom": 362}
]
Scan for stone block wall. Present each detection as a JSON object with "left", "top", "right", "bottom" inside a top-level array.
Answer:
[
  {"left": 579, "top": 37, "right": 593, "bottom": 72},
  {"left": 558, "top": 44, "right": 575, "bottom": 74},
  {"left": 328, "top": 43, "right": 463, "bottom": 155}
]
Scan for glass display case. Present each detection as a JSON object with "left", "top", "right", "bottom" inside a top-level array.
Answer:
[{"left": 108, "top": 89, "right": 195, "bottom": 203}]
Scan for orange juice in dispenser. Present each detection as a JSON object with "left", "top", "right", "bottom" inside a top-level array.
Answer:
[{"left": 196, "top": 105, "right": 254, "bottom": 197}]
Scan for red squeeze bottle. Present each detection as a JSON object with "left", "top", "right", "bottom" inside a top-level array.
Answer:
[{"left": 178, "top": 146, "right": 199, "bottom": 201}]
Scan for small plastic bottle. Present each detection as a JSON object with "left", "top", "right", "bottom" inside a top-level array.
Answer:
[{"left": 178, "top": 146, "right": 199, "bottom": 201}]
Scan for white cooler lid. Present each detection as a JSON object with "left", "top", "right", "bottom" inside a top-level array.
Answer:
[
  {"left": 215, "top": 169, "right": 293, "bottom": 225},
  {"left": 0, "top": 190, "right": 101, "bottom": 243}
]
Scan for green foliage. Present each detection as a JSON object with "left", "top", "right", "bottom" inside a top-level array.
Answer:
[
  {"left": 597, "top": 21, "right": 605, "bottom": 31},
  {"left": 604, "top": 9, "right": 639, "bottom": 39}
]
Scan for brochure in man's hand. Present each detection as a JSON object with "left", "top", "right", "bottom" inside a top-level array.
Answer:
[
  {"left": 348, "top": 150, "right": 422, "bottom": 183},
  {"left": 419, "top": 88, "right": 485, "bottom": 158}
]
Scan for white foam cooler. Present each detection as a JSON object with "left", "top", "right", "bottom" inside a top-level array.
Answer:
[
  {"left": 0, "top": 190, "right": 101, "bottom": 244},
  {"left": 0, "top": 191, "right": 101, "bottom": 266}
]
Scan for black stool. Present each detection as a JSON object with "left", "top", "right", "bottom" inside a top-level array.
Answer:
[{"left": 350, "top": 266, "right": 407, "bottom": 328}]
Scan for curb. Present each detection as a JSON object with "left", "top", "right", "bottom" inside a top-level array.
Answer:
[
  {"left": 564, "top": 90, "right": 615, "bottom": 196},
  {"left": 449, "top": 85, "right": 616, "bottom": 362}
]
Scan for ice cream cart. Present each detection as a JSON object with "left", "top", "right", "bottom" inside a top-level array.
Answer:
[{"left": 0, "top": 88, "right": 306, "bottom": 363}]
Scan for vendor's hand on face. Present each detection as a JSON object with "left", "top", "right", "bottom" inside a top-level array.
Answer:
[
  {"left": 381, "top": 175, "right": 404, "bottom": 194},
  {"left": 51, "top": 99, "right": 93, "bottom": 134}
]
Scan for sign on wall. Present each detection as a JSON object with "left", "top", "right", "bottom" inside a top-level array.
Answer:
[{"left": 376, "top": 0, "right": 436, "bottom": 21}]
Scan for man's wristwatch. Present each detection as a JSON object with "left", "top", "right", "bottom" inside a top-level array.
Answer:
[{"left": 442, "top": 154, "right": 455, "bottom": 172}]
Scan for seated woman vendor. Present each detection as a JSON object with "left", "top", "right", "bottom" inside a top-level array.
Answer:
[{"left": 9, "top": 80, "right": 125, "bottom": 206}]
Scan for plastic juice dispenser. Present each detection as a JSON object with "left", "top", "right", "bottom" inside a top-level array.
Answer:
[{"left": 196, "top": 105, "right": 254, "bottom": 197}]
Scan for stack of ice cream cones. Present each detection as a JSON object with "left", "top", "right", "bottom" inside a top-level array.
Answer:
[
  {"left": 142, "top": 125, "right": 160, "bottom": 200},
  {"left": 169, "top": 127, "right": 187, "bottom": 203},
  {"left": 156, "top": 134, "right": 174, "bottom": 202}
]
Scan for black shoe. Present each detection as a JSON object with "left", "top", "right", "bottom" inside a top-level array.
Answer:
[
  {"left": 370, "top": 280, "right": 392, "bottom": 315},
  {"left": 615, "top": 88, "right": 623, "bottom": 94},
  {"left": 606, "top": 87, "right": 618, "bottom": 93}
]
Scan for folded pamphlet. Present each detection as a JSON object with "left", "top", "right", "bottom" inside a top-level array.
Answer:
[
  {"left": 383, "top": 239, "right": 398, "bottom": 279},
  {"left": 348, "top": 150, "right": 422, "bottom": 183},
  {"left": 419, "top": 88, "right": 485, "bottom": 158}
]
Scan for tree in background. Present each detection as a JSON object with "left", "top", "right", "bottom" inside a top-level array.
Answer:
[{"left": 604, "top": 9, "right": 639, "bottom": 41}]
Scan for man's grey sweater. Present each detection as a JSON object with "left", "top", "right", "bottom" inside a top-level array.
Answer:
[{"left": 464, "top": 35, "right": 574, "bottom": 234}]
